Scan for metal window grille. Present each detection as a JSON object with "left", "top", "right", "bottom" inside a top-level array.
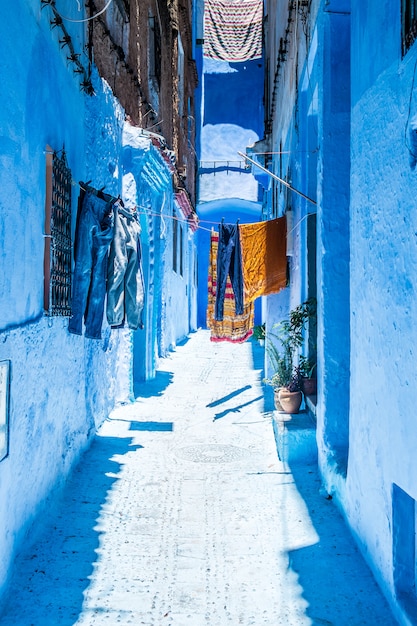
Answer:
[
  {"left": 179, "top": 224, "right": 184, "bottom": 277},
  {"left": 173, "top": 210, "right": 178, "bottom": 272},
  {"left": 44, "top": 149, "right": 72, "bottom": 316},
  {"left": 149, "top": 16, "right": 161, "bottom": 86},
  {"left": 402, "top": 0, "right": 417, "bottom": 55}
]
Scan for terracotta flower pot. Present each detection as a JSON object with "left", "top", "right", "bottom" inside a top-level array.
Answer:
[
  {"left": 278, "top": 388, "right": 302, "bottom": 414},
  {"left": 301, "top": 377, "right": 317, "bottom": 396},
  {"left": 273, "top": 389, "right": 284, "bottom": 411}
]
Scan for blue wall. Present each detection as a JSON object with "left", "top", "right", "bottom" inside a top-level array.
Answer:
[
  {"left": 0, "top": 0, "right": 87, "bottom": 329},
  {"left": 0, "top": 0, "right": 128, "bottom": 597},
  {"left": 203, "top": 60, "right": 264, "bottom": 127},
  {"left": 316, "top": 9, "right": 351, "bottom": 473},
  {"left": 347, "top": 1, "right": 417, "bottom": 616}
]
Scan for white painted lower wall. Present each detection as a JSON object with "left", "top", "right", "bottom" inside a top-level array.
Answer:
[{"left": 0, "top": 316, "right": 130, "bottom": 594}]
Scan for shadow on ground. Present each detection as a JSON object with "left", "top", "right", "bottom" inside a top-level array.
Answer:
[
  {"left": 206, "top": 384, "right": 252, "bottom": 408},
  {"left": 287, "top": 463, "right": 397, "bottom": 625},
  {"left": 213, "top": 395, "right": 264, "bottom": 421},
  {"left": 129, "top": 420, "right": 173, "bottom": 432},
  {"left": 0, "top": 435, "right": 142, "bottom": 626},
  {"left": 204, "top": 340, "right": 273, "bottom": 421},
  {"left": 133, "top": 370, "right": 173, "bottom": 399}
]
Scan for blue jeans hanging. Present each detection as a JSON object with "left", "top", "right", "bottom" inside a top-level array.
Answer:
[
  {"left": 215, "top": 222, "right": 244, "bottom": 321},
  {"left": 68, "top": 190, "right": 114, "bottom": 340},
  {"left": 106, "top": 206, "right": 145, "bottom": 331}
]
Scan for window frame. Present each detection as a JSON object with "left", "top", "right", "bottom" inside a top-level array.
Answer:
[
  {"left": 402, "top": 0, "right": 417, "bottom": 56},
  {"left": 149, "top": 14, "right": 162, "bottom": 87},
  {"left": 173, "top": 209, "right": 178, "bottom": 273},
  {"left": 44, "top": 147, "right": 72, "bottom": 316}
]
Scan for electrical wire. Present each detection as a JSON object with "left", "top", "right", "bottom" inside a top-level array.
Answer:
[
  {"left": 71, "top": 181, "right": 311, "bottom": 237},
  {"left": 160, "top": 191, "right": 167, "bottom": 239},
  {"left": 238, "top": 151, "right": 317, "bottom": 206},
  {"left": 249, "top": 150, "right": 318, "bottom": 155},
  {"left": 72, "top": 178, "right": 203, "bottom": 229},
  {"left": 59, "top": 0, "right": 113, "bottom": 23}
]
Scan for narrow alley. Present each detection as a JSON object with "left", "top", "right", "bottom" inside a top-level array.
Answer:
[{"left": 0, "top": 331, "right": 394, "bottom": 625}]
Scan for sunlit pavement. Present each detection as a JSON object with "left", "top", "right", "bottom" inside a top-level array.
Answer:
[{"left": 0, "top": 330, "right": 395, "bottom": 625}]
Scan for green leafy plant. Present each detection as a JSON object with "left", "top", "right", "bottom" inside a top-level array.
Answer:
[
  {"left": 263, "top": 344, "right": 293, "bottom": 389},
  {"left": 263, "top": 298, "right": 316, "bottom": 391},
  {"left": 298, "top": 355, "right": 316, "bottom": 379},
  {"left": 252, "top": 323, "right": 266, "bottom": 341}
]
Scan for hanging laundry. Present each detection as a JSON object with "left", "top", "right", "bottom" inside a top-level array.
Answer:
[
  {"left": 240, "top": 216, "right": 287, "bottom": 304},
  {"left": 106, "top": 204, "right": 145, "bottom": 331},
  {"left": 215, "top": 221, "right": 244, "bottom": 321},
  {"left": 203, "top": 0, "right": 263, "bottom": 62},
  {"left": 68, "top": 184, "right": 115, "bottom": 340},
  {"left": 207, "top": 229, "right": 254, "bottom": 343}
]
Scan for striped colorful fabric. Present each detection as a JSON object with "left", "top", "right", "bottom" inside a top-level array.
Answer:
[
  {"left": 207, "top": 230, "right": 254, "bottom": 343},
  {"left": 203, "top": 0, "right": 263, "bottom": 62}
]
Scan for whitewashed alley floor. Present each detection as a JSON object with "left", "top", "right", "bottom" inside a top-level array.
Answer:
[{"left": 0, "top": 330, "right": 395, "bottom": 625}]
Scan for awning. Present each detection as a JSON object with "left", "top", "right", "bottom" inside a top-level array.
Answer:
[{"left": 175, "top": 188, "right": 199, "bottom": 232}]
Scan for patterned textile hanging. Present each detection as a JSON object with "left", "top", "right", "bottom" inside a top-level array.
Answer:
[
  {"left": 203, "top": 0, "right": 263, "bottom": 62},
  {"left": 207, "top": 229, "right": 254, "bottom": 343}
]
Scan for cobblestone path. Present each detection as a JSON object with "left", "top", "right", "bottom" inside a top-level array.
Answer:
[{"left": 0, "top": 331, "right": 395, "bottom": 625}]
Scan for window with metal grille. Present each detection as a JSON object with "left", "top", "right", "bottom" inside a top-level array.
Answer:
[
  {"left": 402, "top": 0, "right": 417, "bottom": 55},
  {"left": 149, "top": 15, "right": 161, "bottom": 87},
  {"left": 44, "top": 147, "right": 72, "bottom": 316},
  {"left": 179, "top": 224, "right": 184, "bottom": 277},
  {"left": 173, "top": 209, "right": 178, "bottom": 272}
]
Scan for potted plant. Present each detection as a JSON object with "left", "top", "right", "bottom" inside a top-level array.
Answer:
[
  {"left": 276, "top": 367, "right": 303, "bottom": 414},
  {"left": 253, "top": 323, "right": 266, "bottom": 346},
  {"left": 298, "top": 355, "right": 317, "bottom": 396},
  {"left": 263, "top": 298, "right": 316, "bottom": 414},
  {"left": 264, "top": 331, "right": 302, "bottom": 414}
]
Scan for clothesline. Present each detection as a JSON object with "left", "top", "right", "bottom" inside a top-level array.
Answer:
[
  {"left": 250, "top": 149, "right": 319, "bottom": 155},
  {"left": 131, "top": 207, "right": 311, "bottom": 237},
  {"left": 45, "top": 0, "right": 114, "bottom": 23},
  {"left": 72, "top": 180, "right": 311, "bottom": 236}
]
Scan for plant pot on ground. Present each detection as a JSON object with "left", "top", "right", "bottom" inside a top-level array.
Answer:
[
  {"left": 264, "top": 359, "right": 303, "bottom": 415},
  {"left": 278, "top": 387, "right": 303, "bottom": 414},
  {"left": 277, "top": 368, "right": 303, "bottom": 414},
  {"left": 301, "top": 377, "right": 317, "bottom": 396},
  {"left": 263, "top": 298, "right": 317, "bottom": 415},
  {"left": 298, "top": 355, "right": 317, "bottom": 396}
]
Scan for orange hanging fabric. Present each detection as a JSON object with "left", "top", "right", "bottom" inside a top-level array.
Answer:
[
  {"left": 207, "top": 229, "right": 254, "bottom": 343},
  {"left": 239, "top": 216, "right": 287, "bottom": 304}
]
